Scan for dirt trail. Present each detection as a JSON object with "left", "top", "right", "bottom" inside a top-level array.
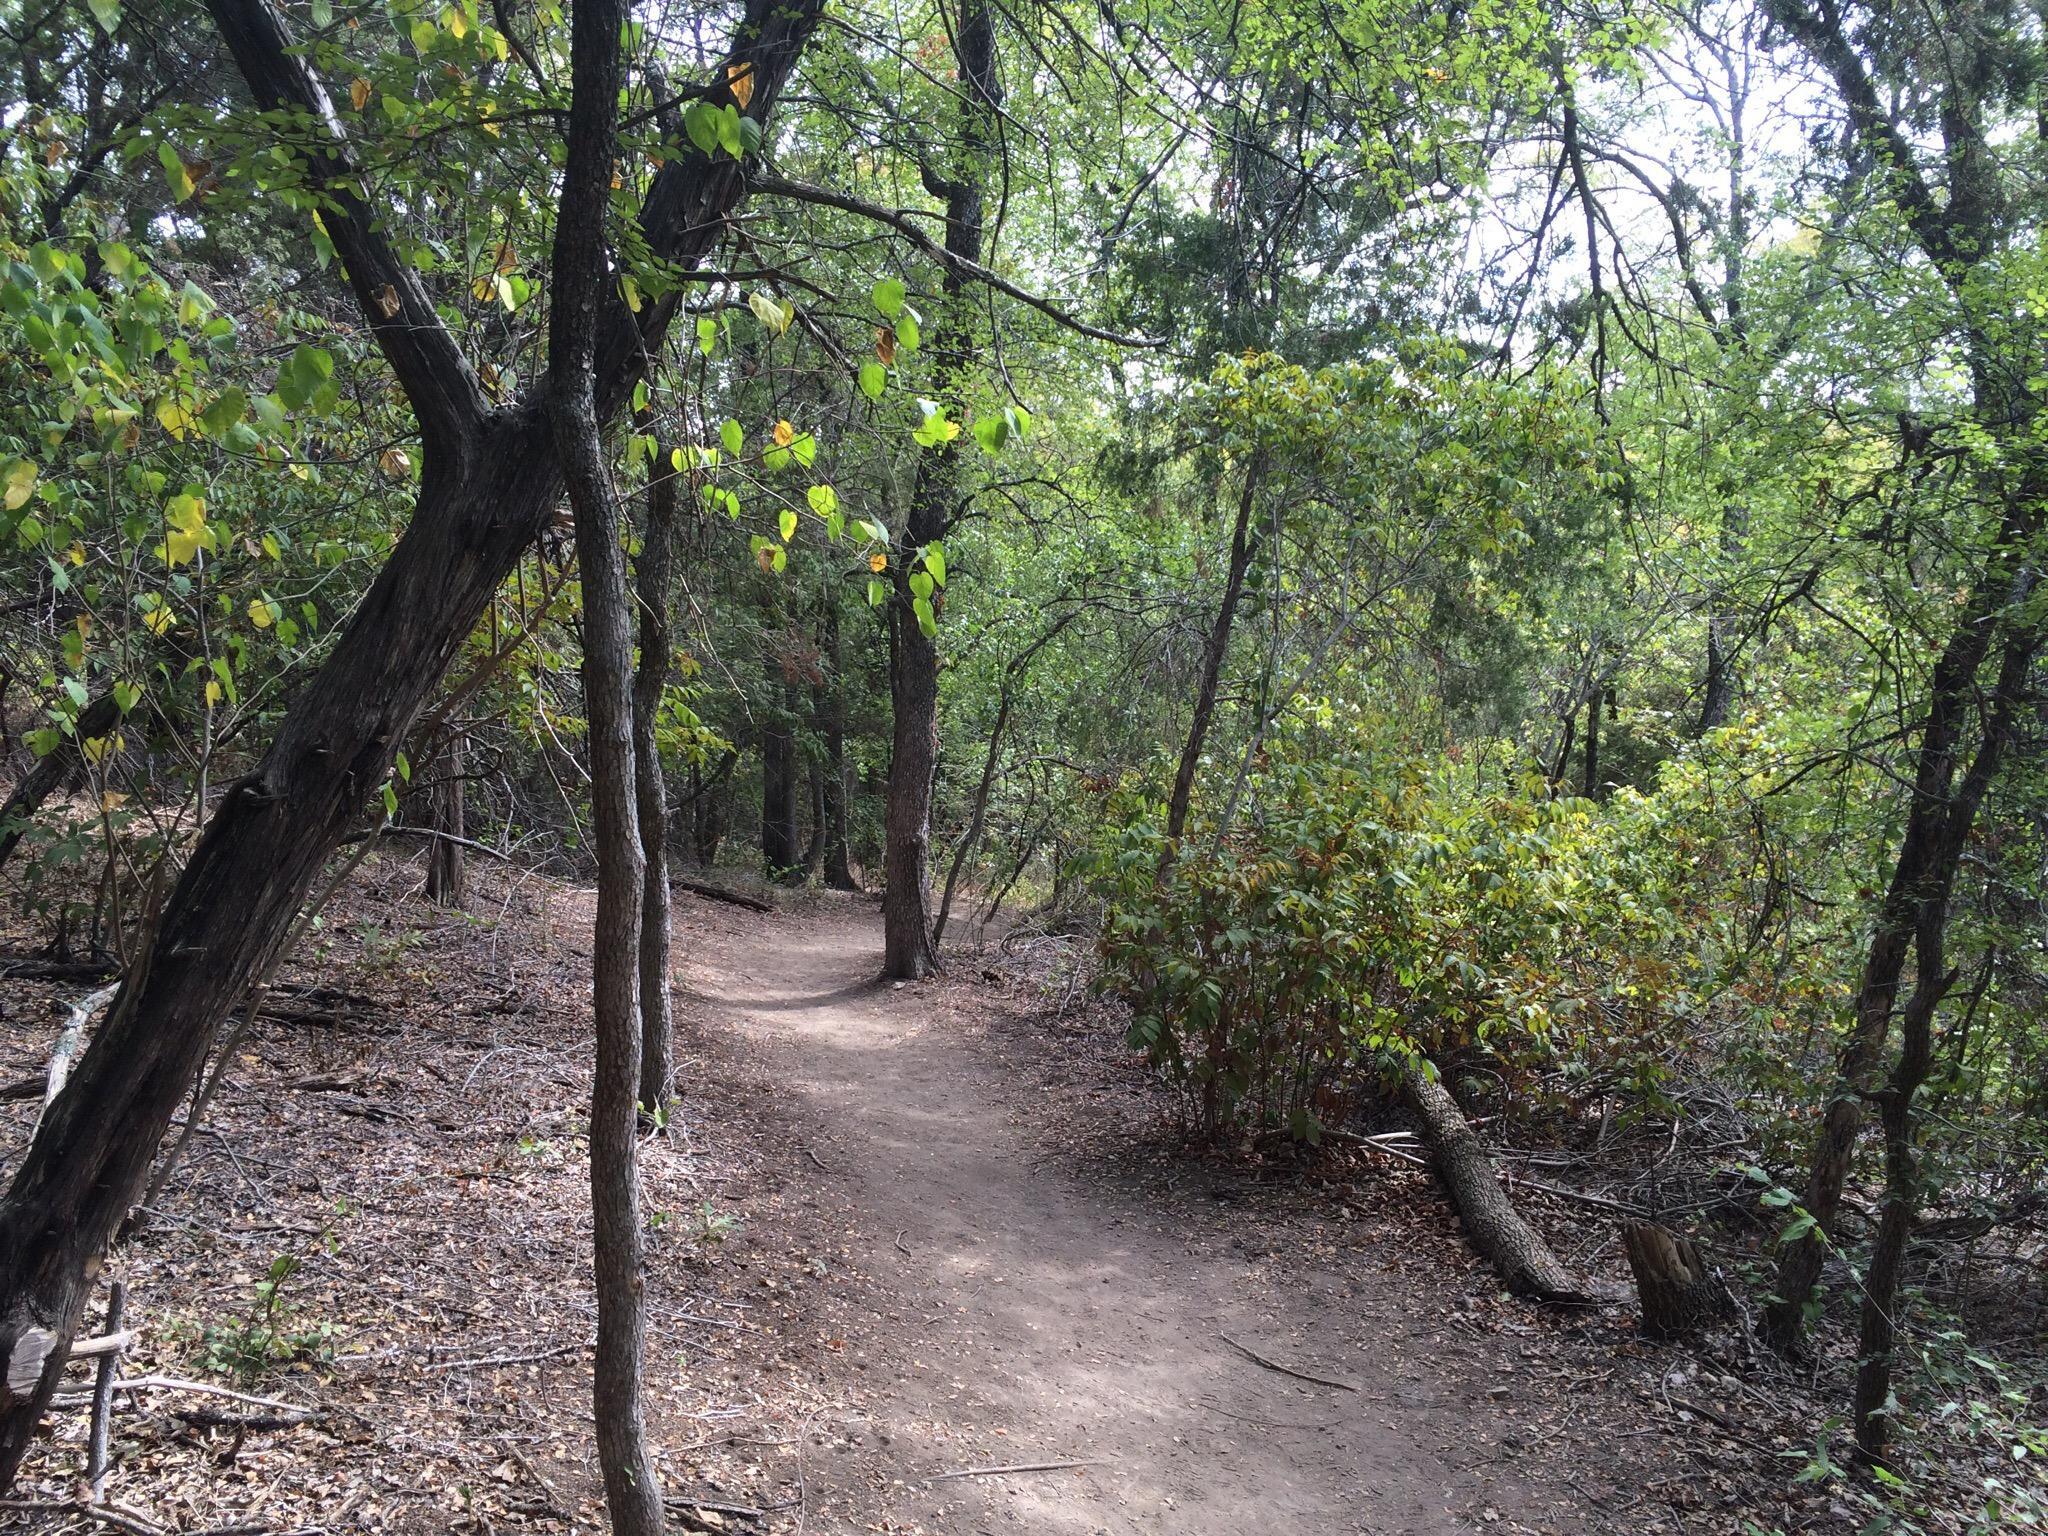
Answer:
[{"left": 676, "top": 898, "right": 1595, "bottom": 1536}]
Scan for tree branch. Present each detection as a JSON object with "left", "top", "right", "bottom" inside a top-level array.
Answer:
[{"left": 749, "top": 172, "right": 1164, "bottom": 349}]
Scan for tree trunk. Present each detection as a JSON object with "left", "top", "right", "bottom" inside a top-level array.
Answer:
[
  {"left": 424, "top": 734, "right": 466, "bottom": 906},
  {"left": 547, "top": 0, "right": 661, "bottom": 1526},
  {"left": 761, "top": 703, "right": 799, "bottom": 878},
  {"left": 1401, "top": 1059, "right": 1593, "bottom": 1304},
  {"left": 1165, "top": 457, "right": 1263, "bottom": 846},
  {"left": 0, "top": 0, "right": 821, "bottom": 1489},
  {"left": 0, "top": 689, "right": 120, "bottom": 871},
  {"left": 881, "top": 0, "right": 999, "bottom": 979},
  {"left": 820, "top": 602, "right": 858, "bottom": 892},
  {"left": 1581, "top": 684, "right": 1602, "bottom": 800},
  {"left": 633, "top": 444, "right": 678, "bottom": 1118},
  {"left": 802, "top": 758, "right": 826, "bottom": 879},
  {"left": 1764, "top": 551, "right": 2041, "bottom": 1355}
]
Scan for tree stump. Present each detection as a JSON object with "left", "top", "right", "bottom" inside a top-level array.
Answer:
[{"left": 1622, "top": 1219, "right": 1733, "bottom": 1338}]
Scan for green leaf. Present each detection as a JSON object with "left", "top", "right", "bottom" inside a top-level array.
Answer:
[
  {"left": 790, "top": 433, "right": 815, "bottom": 468},
  {"left": 871, "top": 278, "right": 906, "bottom": 318},
  {"left": 867, "top": 578, "right": 887, "bottom": 607},
  {"left": 908, "top": 570, "right": 934, "bottom": 600},
  {"left": 972, "top": 414, "right": 1009, "bottom": 455},
  {"left": 632, "top": 378, "right": 649, "bottom": 413},
  {"left": 778, "top": 506, "right": 797, "bottom": 543},
  {"left": 737, "top": 116, "right": 764, "bottom": 156},
  {"left": 895, "top": 313, "right": 921, "bottom": 352},
  {"left": 720, "top": 418, "right": 744, "bottom": 456},
  {"left": 748, "top": 290, "right": 792, "bottom": 336},
  {"left": 156, "top": 141, "right": 193, "bottom": 202},
  {"left": 857, "top": 360, "right": 886, "bottom": 401},
  {"left": 807, "top": 484, "right": 837, "bottom": 517},
  {"left": 923, "top": 545, "right": 946, "bottom": 585},
  {"left": 696, "top": 316, "right": 718, "bottom": 355},
  {"left": 913, "top": 595, "right": 937, "bottom": 637},
  {"left": 88, "top": 0, "right": 120, "bottom": 33},
  {"left": 684, "top": 102, "right": 721, "bottom": 155}
]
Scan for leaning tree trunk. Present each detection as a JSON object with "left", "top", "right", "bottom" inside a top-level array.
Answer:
[
  {"left": 761, "top": 703, "right": 800, "bottom": 879},
  {"left": 0, "top": 0, "right": 821, "bottom": 1489},
  {"left": 0, "top": 689, "right": 120, "bottom": 871},
  {"left": 880, "top": 0, "right": 999, "bottom": 979},
  {"left": 1401, "top": 1059, "right": 1593, "bottom": 1303},
  {"left": 632, "top": 439, "right": 679, "bottom": 1116}
]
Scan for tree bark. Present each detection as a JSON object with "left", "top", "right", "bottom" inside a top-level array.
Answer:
[
  {"left": 761, "top": 699, "right": 800, "bottom": 878},
  {"left": 1401, "top": 1059, "right": 1593, "bottom": 1304},
  {"left": 820, "top": 600, "right": 858, "bottom": 891},
  {"left": 633, "top": 444, "right": 679, "bottom": 1116},
  {"left": 881, "top": 0, "right": 999, "bottom": 979},
  {"left": 424, "top": 734, "right": 467, "bottom": 906},
  {"left": 545, "top": 0, "right": 661, "bottom": 1528},
  {"left": 1165, "top": 458, "right": 1263, "bottom": 846},
  {"left": 0, "top": 690, "right": 121, "bottom": 871},
  {"left": 1622, "top": 1220, "right": 1731, "bottom": 1338},
  {"left": 0, "top": 0, "right": 821, "bottom": 1489}
]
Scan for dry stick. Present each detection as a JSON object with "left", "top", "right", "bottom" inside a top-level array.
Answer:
[
  {"left": 100, "top": 1377, "right": 316, "bottom": 1418},
  {"left": 86, "top": 1280, "right": 127, "bottom": 1496},
  {"left": 927, "top": 1460, "right": 1100, "bottom": 1481},
  {"left": 0, "top": 1499, "right": 164, "bottom": 1536},
  {"left": 1218, "top": 1332, "right": 1361, "bottom": 1393},
  {"left": 32, "top": 982, "right": 120, "bottom": 1138}
]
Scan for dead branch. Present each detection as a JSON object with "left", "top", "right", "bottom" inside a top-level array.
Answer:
[{"left": 1218, "top": 1332, "right": 1360, "bottom": 1392}]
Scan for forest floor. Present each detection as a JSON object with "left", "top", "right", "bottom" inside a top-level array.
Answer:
[{"left": 1, "top": 857, "right": 1836, "bottom": 1535}]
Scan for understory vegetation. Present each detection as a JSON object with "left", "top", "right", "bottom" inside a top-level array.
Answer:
[{"left": 2, "top": 0, "right": 2047, "bottom": 1528}]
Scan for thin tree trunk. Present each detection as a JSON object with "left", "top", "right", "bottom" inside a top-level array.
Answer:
[
  {"left": 881, "top": 0, "right": 999, "bottom": 979},
  {"left": 633, "top": 443, "right": 678, "bottom": 1117},
  {"left": 0, "top": 0, "right": 820, "bottom": 1488},
  {"left": 820, "top": 600, "right": 857, "bottom": 891},
  {"left": 546, "top": 0, "right": 661, "bottom": 1528},
  {"left": 1850, "top": 632, "right": 2036, "bottom": 1464},
  {"left": 1165, "top": 457, "right": 1263, "bottom": 846},
  {"left": 1764, "top": 538, "right": 2040, "bottom": 1354},
  {"left": 1581, "top": 685, "right": 1602, "bottom": 800},
  {"left": 424, "top": 734, "right": 466, "bottom": 905},
  {"left": 761, "top": 700, "right": 799, "bottom": 878}
]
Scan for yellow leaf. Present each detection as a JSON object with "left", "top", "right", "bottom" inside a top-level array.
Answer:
[
  {"left": 868, "top": 551, "right": 888, "bottom": 573},
  {"left": 443, "top": 5, "right": 467, "bottom": 38},
  {"left": 727, "top": 62, "right": 755, "bottom": 108},
  {"left": 155, "top": 397, "right": 193, "bottom": 441},
  {"left": 350, "top": 77, "right": 372, "bottom": 111},
  {"left": 248, "top": 597, "right": 273, "bottom": 629},
  {"left": 142, "top": 606, "right": 175, "bottom": 635},
  {"left": 100, "top": 790, "right": 129, "bottom": 811},
  {"left": 3, "top": 460, "right": 37, "bottom": 511},
  {"left": 82, "top": 735, "right": 114, "bottom": 765},
  {"left": 163, "top": 491, "right": 213, "bottom": 567},
  {"left": 204, "top": 679, "right": 222, "bottom": 706},
  {"left": 65, "top": 541, "right": 85, "bottom": 566},
  {"left": 772, "top": 419, "right": 795, "bottom": 447}
]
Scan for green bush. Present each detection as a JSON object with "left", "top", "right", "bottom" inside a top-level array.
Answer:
[{"left": 1089, "top": 706, "right": 1750, "bottom": 1141}]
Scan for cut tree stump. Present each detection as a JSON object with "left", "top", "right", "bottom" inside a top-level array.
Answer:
[{"left": 1622, "top": 1219, "right": 1733, "bottom": 1338}]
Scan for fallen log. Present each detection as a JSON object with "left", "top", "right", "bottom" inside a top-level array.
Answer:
[
  {"left": 1399, "top": 1059, "right": 1598, "bottom": 1304},
  {"left": 673, "top": 878, "right": 774, "bottom": 914}
]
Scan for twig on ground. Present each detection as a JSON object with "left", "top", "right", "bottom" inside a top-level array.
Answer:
[
  {"left": 926, "top": 1459, "right": 1100, "bottom": 1481},
  {"left": 893, "top": 1230, "right": 912, "bottom": 1258},
  {"left": 1218, "top": 1332, "right": 1361, "bottom": 1392}
]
